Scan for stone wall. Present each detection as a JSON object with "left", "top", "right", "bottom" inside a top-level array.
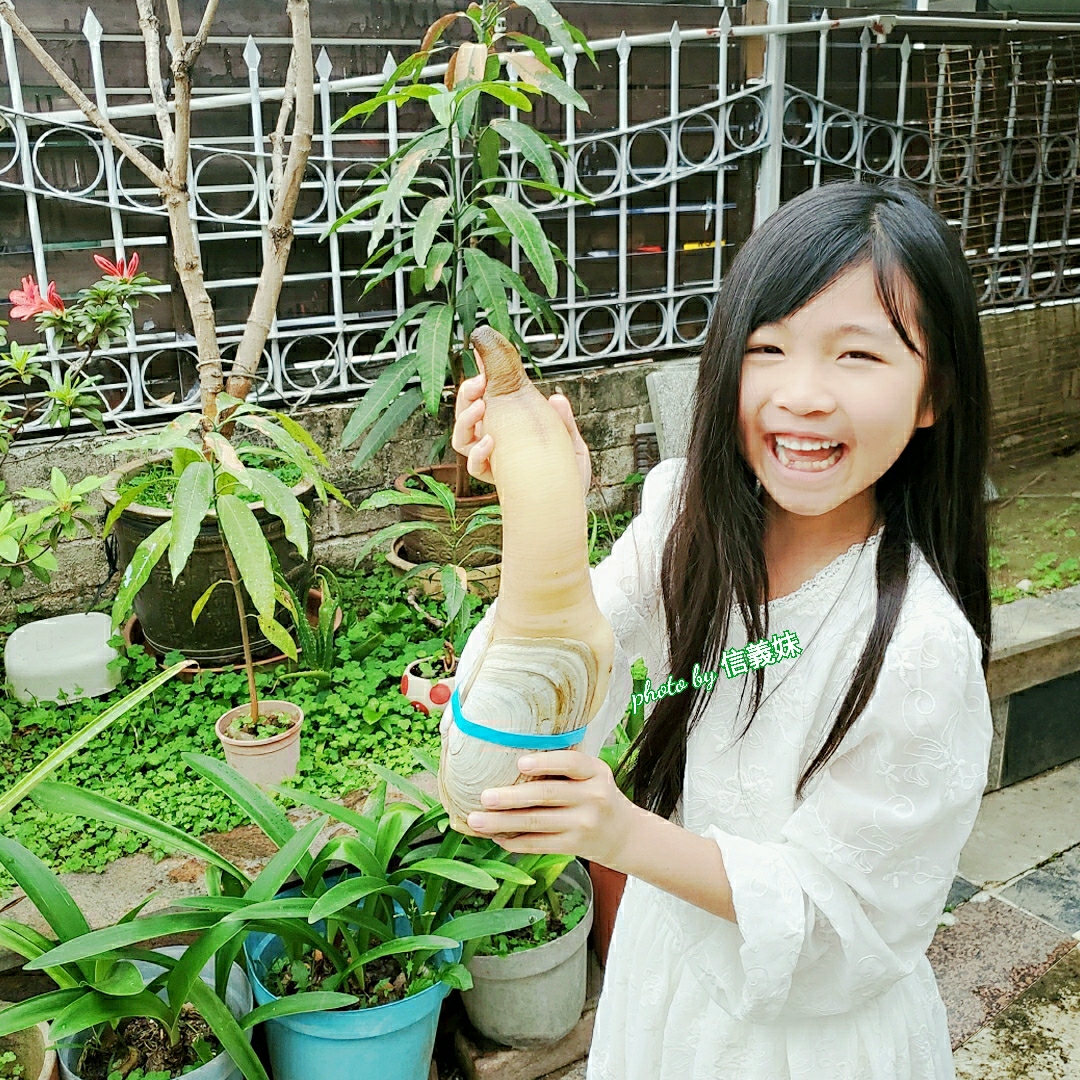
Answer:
[
  {"left": 6, "top": 295, "right": 1080, "bottom": 620},
  {"left": 1, "top": 358, "right": 657, "bottom": 619}
]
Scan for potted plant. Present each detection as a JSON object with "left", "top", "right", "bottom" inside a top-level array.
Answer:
[
  {"left": 102, "top": 394, "right": 341, "bottom": 786},
  {"left": 0, "top": 0, "right": 319, "bottom": 659},
  {"left": 326, "top": 0, "right": 597, "bottom": 541},
  {"left": 344, "top": 755, "right": 595, "bottom": 1049},
  {"left": 589, "top": 661, "right": 648, "bottom": 966},
  {"left": 0, "top": 256, "right": 154, "bottom": 619},
  {"left": 30, "top": 756, "right": 544, "bottom": 1080},
  {"left": 0, "top": 835, "right": 264, "bottom": 1080}
]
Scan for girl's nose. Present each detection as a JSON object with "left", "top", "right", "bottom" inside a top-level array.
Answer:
[{"left": 769, "top": 355, "right": 837, "bottom": 416}]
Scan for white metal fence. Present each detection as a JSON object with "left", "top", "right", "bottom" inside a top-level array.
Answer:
[{"left": 1, "top": 7, "right": 1079, "bottom": 432}]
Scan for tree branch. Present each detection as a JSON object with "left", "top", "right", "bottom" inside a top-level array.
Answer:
[
  {"left": 169, "top": 0, "right": 220, "bottom": 186},
  {"left": 134, "top": 0, "right": 175, "bottom": 163},
  {"left": 0, "top": 1, "right": 170, "bottom": 190},
  {"left": 271, "top": 50, "right": 298, "bottom": 191},
  {"left": 165, "top": 0, "right": 185, "bottom": 57},
  {"left": 183, "top": 0, "right": 220, "bottom": 70},
  {"left": 225, "top": 0, "right": 314, "bottom": 400}
]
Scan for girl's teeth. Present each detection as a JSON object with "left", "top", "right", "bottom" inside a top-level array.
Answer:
[{"left": 773, "top": 440, "right": 843, "bottom": 472}]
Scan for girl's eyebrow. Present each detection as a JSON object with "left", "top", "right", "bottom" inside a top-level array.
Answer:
[{"left": 828, "top": 322, "right": 893, "bottom": 341}]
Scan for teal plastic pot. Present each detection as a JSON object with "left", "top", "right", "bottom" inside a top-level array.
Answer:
[{"left": 242, "top": 879, "right": 460, "bottom": 1080}]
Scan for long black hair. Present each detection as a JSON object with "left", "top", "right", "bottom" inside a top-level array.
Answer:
[{"left": 627, "top": 179, "right": 991, "bottom": 820}]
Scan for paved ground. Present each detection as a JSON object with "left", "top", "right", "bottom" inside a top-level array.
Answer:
[{"left": 4, "top": 762, "right": 1080, "bottom": 1078}]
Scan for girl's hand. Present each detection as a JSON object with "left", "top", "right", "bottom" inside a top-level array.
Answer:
[
  {"left": 466, "top": 751, "right": 640, "bottom": 868},
  {"left": 452, "top": 370, "right": 593, "bottom": 497}
]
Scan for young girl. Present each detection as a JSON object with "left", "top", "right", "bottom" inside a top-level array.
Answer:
[{"left": 447, "top": 179, "right": 993, "bottom": 1080}]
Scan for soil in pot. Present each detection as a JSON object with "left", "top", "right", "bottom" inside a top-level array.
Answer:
[
  {"left": 74, "top": 1008, "right": 220, "bottom": 1080},
  {"left": 458, "top": 886, "right": 590, "bottom": 957},
  {"left": 263, "top": 945, "right": 440, "bottom": 1009},
  {"left": 116, "top": 461, "right": 303, "bottom": 509},
  {"left": 224, "top": 708, "right": 298, "bottom": 742}
]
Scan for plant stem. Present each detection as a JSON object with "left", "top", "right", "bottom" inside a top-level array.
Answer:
[{"left": 221, "top": 534, "right": 259, "bottom": 723}]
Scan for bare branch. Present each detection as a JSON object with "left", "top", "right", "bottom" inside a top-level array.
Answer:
[
  {"left": 226, "top": 0, "right": 315, "bottom": 400},
  {"left": 134, "top": 0, "right": 175, "bottom": 163},
  {"left": 165, "top": 0, "right": 185, "bottom": 57},
  {"left": 183, "top": 0, "right": 221, "bottom": 69},
  {"left": 271, "top": 50, "right": 298, "bottom": 190},
  {"left": 0, "top": 1, "right": 170, "bottom": 190}
]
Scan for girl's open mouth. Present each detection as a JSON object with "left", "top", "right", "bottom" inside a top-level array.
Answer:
[{"left": 767, "top": 434, "right": 847, "bottom": 474}]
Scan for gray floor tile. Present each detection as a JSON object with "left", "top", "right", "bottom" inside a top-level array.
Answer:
[{"left": 1000, "top": 845, "right": 1080, "bottom": 935}]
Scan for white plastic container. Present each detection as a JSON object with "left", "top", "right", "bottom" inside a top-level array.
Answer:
[{"left": 5, "top": 612, "right": 121, "bottom": 703}]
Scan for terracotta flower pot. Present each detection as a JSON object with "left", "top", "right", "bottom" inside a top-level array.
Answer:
[
  {"left": 393, "top": 464, "right": 500, "bottom": 568},
  {"left": 588, "top": 860, "right": 627, "bottom": 967},
  {"left": 386, "top": 537, "right": 501, "bottom": 601},
  {"left": 400, "top": 658, "right": 455, "bottom": 717},
  {"left": 215, "top": 700, "right": 303, "bottom": 787}
]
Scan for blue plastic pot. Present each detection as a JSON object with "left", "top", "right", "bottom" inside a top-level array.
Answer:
[{"left": 242, "top": 879, "right": 460, "bottom": 1080}]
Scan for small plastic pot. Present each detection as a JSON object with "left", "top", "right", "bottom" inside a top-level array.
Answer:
[
  {"left": 55, "top": 945, "right": 252, "bottom": 1080},
  {"left": 399, "top": 658, "right": 455, "bottom": 718},
  {"left": 587, "top": 860, "right": 627, "bottom": 967},
  {"left": 215, "top": 700, "right": 303, "bottom": 787},
  {"left": 462, "top": 859, "right": 594, "bottom": 1048}
]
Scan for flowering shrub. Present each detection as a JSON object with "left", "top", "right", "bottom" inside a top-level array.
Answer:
[{"left": 0, "top": 252, "right": 158, "bottom": 597}]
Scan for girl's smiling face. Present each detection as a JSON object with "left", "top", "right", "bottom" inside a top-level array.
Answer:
[{"left": 738, "top": 260, "right": 934, "bottom": 520}]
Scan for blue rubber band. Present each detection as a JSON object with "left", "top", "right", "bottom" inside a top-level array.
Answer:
[{"left": 450, "top": 685, "right": 588, "bottom": 750}]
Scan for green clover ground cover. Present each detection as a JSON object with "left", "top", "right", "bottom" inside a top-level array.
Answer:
[{"left": 0, "top": 562, "right": 471, "bottom": 882}]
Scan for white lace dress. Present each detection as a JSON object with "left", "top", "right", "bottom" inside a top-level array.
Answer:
[{"left": 453, "top": 457, "right": 993, "bottom": 1080}]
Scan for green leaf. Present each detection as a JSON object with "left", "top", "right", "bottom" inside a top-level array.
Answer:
[
  {"left": 503, "top": 54, "right": 588, "bottom": 112},
  {"left": 366, "top": 764, "right": 438, "bottom": 809},
  {"left": 394, "top": 859, "right": 497, "bottom": 890},
  {"left": 102, "top": 476, "right": 158, "bottom": 538},
  {"left": 368, "top": 129, "right": 450, "bottom": 254},
  {"left": 372, "top": 307, "right": 435, "bottom": 358},
  {"left": 94, "top": 413, "right": 201, "bottom": 456},
  {"left": 26, "top": 912, "right": 222, "bottom": 970},
  {"left": 435, "top": 907, "right": 545, "bottom": 942},
  {"left": 169, "top": 460, "right": 213, "bottom": 582},
  {"left": 349, "top": 387, "right": 425, "bottom": 470},
  {"left": 239, "top": 992, "right": 358, "bottom": 1030},
  {"left": 269, "top": 786, "right": 378, "bottom": 844},
  {"left": 478, "top": 125, "right": 501, "bottom": 183},
  {"left": 307, "top": 877, "right": 413, "bottom": 923},
  {"left": 182, "top": 754, "right": 302, "bottom": 866},
  {"left": 347, "top": 935, "right": 458, "bottom": 970},
  {"left": 0, "top": 991, "right": 83, "bottom": 1038},
  {"left": 413, "top": 196, "right": 453, "bottom": 268},
  {"left": 111, "top": 521, "right": 171, "bottom": 631},
  {"left": 484, "top": 195, "right": 558, "bottom": 297},
  {"left": 49, "top": 989, "right": 174, "bottom": 1043},
  {"left": 510, "top": 0, "right": 577, "bottom": 58},
  {"left": 503, "top": 33, "right": 560, "bottom": 74},
  {"left": 0, "top": 838, "right": 90, "bottom": 944},
  {"left": 375, "top": 803, "right": 424, "bottom": 871},
  {"left": 186, "top": 977, "right": 269, "bottom": 1080},
  {"left": 258, "top": 614, "right": 297, "bottom": 661},
  {"left": 415, "top": 305, "right": 455, "bottom": 416},
  {"left": 272, "top": 413, "right": 329, "bottom": 466},
  {"left": 217, "top": 494, "right": 273, "bottom": 619},
  {"left": 341, "top": 353, "right": 419, "bottom": 450},
  {"left": 0, "top": 659, "right": 192, "bottom": 816},
  {"left": 30, "top": 781, "right": 247, "bottom": 887},
  {"left": 191, "top": 579, "right": 230, "bottom": 625},
  {"left": 86, "top": 959, "right": 144, "bottom": 997},
  {"left": 491, "top": 118, "right": 559, "bottom": 187},
  {"left": 495, "top": 262, "right": 561, "bottom": 334},
  {"left": 243, "top": 471, "right": 309, "bottom": 560},
  {"left": 356, "top": 489, "right": 441, "bottom": 512},
  {"left": 471, "top": 859, "right": 536, "bottom": 886},
  {"left": 462, "top": 248, "right": 514, "bottom": 340},
  {"left": 424, "top": 242, "right": 454, "bottom": 292}
]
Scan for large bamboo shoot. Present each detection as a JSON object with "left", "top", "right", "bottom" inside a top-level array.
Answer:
[{"left": 439, "top": 326, "right": 615, "bottom": 833}]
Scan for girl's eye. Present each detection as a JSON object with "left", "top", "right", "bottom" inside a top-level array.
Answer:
[
  {"left": 746, "top": 345, "right": 781, "bottom": 354},
  {"left": 843, "top": 351, "right": 883, "bottom": 362}
]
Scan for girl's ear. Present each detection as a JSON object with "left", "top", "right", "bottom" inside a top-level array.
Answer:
[{"left": 916, "top": 398, "right": 935, "bottom": 429}]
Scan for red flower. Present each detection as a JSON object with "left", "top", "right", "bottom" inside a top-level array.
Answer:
[
  {"left": 8, "top": 274, "right": 64, "bottom": 320},
  {"left": 93, "top": 251, "right": 141, "bottom": 281}
]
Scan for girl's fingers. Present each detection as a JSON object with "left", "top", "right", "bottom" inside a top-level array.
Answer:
[
  {"left": 516, "top": 750, "right": 596, "bottom": 780},
  {"left": 468, "top": 809, "right": 569, "bottom": 834},
  {"left": 480, "top": 780, "right": 575, "bottom": 809}
]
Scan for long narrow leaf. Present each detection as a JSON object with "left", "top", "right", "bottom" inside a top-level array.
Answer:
[
  {"left": 415, "top": 305, "right": 455, "bottom": 417},
  {"left": 462, "top": 249, "right": 514, "bottom": 338},
  {"left": 0, "top": 990, "right": 84, "bottom": 1038},
  {"left": 413, "top": 196, "right": 453, "bottom": 268},
  {"left": 0, "top": 838, "right": 89, "bottom": 944},
  {"left": 1, "top": 659, "right": 193, "bottom": 816},
  {"left": 270, "top": 786, "right": 377, "bottom": 843},
  {"left": 239, "top": 992, "right": 358, "bottom": 1030},
  {"left": 30, "top": 781, "right": 247, "bottom": 887},
  {"left": 217, "top": 495, "right": 273, "bottom": 619},
  {"left": 484, "top": 195, "right": 558, "bottom": 297},
  {"left": 111, "top": 521, "right": 171, "bottom": 630},
  {"left": 308, "top": 877, "right": 413, "bottom": 923},
  {"left": 366, "top": 764, "right": 438, "bottom": 809},
  {"left": 350, "top": 387, "right": 425, "bottom": 469},
  {"left": 169, "top": 460, "right": 213, "bottom": 581},
  {"left": 243, "top": 471, "right": 309, "bottom": 560},
  {"left": 341, "top": 353, "right": 419, "bottom": 450},
  {"left": 186, "top": 978, "right": 269, "bottom": 1080},
  {"left": 434, "top": 907, "right": 545, "bottom": 943}
]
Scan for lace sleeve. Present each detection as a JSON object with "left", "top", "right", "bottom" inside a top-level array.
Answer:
[
  {"left": 674, "top": 610, "right": 993, "bottom": 1023},
  {"left": 446, "top": 458, "right": 684, "bottom": 757}
]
